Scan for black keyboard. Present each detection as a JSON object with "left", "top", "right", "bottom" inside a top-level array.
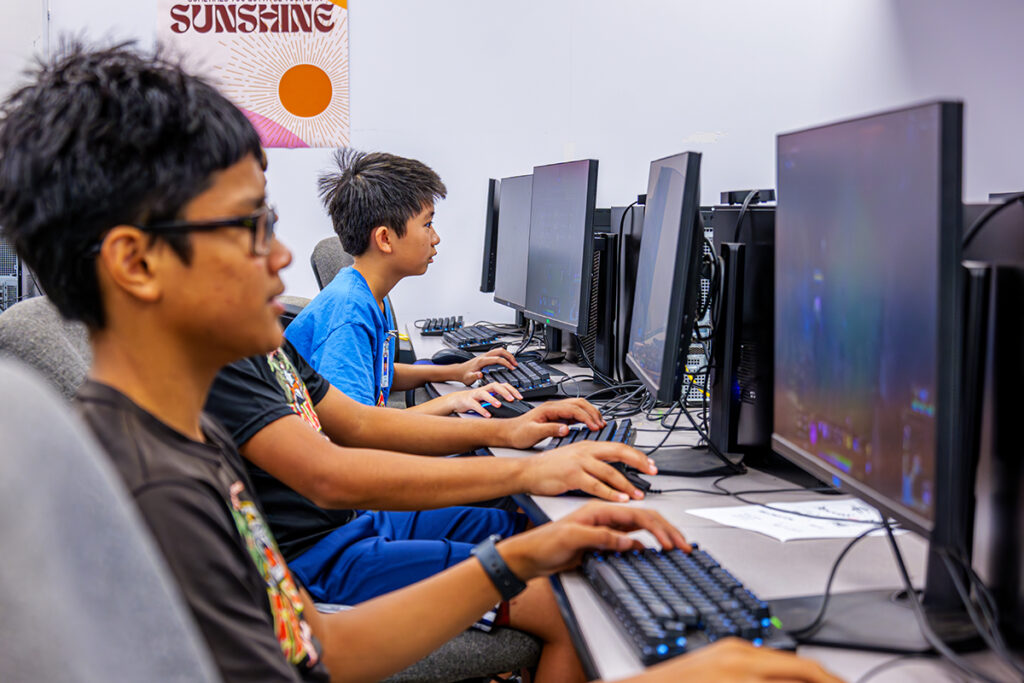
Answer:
[
  {"left": 544, "top": 418, "right": 635, "bottom": 450},
  {"left": 480, "top": 359, "right": 559, "bottom": 400},
  {"left": 421, "top": 316, "right": 464, "bottom": 336},
  {"left": 442, "top": 325, "right": 502, "bottom": 351},
  {"left": 582, "top": 545, "right": 795, "bottom": 665}
]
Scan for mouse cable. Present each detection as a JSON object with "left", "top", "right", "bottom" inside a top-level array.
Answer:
[
  {"left": 882, "top": 521, "right": 1005, "bottom": 683},
  {"left": 961, "top": 191, "right": 1024, "bottom": 249},
  {"left": 787, "top": 525, "right": 883, "bottom": 640}
]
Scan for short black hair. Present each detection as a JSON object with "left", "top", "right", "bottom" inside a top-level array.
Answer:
[
  {"left": 0, "top": 42, "right": 262, "bottom": 328},
  {"left": 319, "top": 148, "right": 447, "bottom": 256}
]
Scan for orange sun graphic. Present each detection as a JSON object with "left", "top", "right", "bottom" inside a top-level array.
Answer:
[{"left": 212, "top": 10, "right": 349, "bottom": 148}]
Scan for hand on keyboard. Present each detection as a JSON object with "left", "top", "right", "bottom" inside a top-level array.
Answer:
[
  {"left": 497, "top": 397, "right": 605, "bottom": 449},
  {"left": 520, "top": 441, "right": 658, "bottom": 501},
  {"left": 644, "top": 638, "right": 843, "bottom": 683},
  {"left": 448, "top": 347, "right": 517, "bottom": 385},
  {"left": 496, "top": 502, "right": 689, "bottom": 579}
]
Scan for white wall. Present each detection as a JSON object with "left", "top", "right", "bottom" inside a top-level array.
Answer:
[
  {"left": 0, "top": 2, "right": 46, "bottom": 101},
  {"left": 10, "top": 0, "right": 1024, "bottom": 321}
]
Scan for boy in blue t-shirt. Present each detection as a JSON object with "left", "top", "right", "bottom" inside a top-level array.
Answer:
[{"left": 286, "top": 149, "right": 520, "bottom": 416}]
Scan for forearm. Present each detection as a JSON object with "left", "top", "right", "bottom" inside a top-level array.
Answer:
[
  {"left": 403, "top": 394, "right": 457, "bottom": 416},
  {"left": 323, "top": 447, "right": 530, "bottom": 509},
  {"left": 316, "top": 558, "right": 510, "bottom": 683},
  {"left": 329, "top": 402, "right": 511, "bottom": 455},
  {"left": 392, "top": 362, "right": 455, "bottom": 391}
]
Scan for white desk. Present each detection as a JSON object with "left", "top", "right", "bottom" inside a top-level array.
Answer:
[{"left": 408, "top": 327, "right": 1009, "bottom": 682}]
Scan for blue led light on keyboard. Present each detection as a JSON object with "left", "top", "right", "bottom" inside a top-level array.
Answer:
[
  {"left": 675, "top": 637, "right": 687, "bottom": 647},
  {"left": 753, "top": 638, "right": 764, "bottom": 647},
  {"left": 656, "top": 644, "right": 669, "bottom": 656}
]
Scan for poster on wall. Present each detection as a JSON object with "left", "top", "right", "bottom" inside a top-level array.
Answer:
[{"left": 157, "top": 0, "right": 349, "bottom": 148}]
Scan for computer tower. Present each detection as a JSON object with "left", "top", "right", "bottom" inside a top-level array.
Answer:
[
  {"left": 611, "top": 203, "right": 645, "bottom": 381},
  {"left": 707, "top": 204, "right": 775, "bottom": 458},
  {"left": 479, "top": 178, "right": 500, "bottom": 293},
  {"left": 969, "top": 263, "right": 1024, "bottom": 645},
  {"left": 0, "top": 233, "right": 21, "bottom": 312},
  {"left": 572, "top": 208, "right": 617, "bottom": 379}
]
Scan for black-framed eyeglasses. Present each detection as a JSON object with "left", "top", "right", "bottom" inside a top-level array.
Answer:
[{"left": 137, "top": 204, "right": 278, "bottom": 256}]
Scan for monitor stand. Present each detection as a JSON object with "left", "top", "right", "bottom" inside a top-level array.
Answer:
[
  {"left": 650, "top": 445, "right": 744, "bottom": 477},
  {"left": 771, "top": 587, "right": 980, "bottom": 654}
]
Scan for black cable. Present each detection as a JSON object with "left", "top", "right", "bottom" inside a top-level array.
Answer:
[
  {"left": 788, "top": 525, "right": 883, "bottom": 640},
  {"left": 573, "top": 335, "right": 616, "bottom": 387},
  {"left": 853, "top": 655, "right": 959, "bottom": 683},
  {"left": 962, "top": 191, "right": 1024, "bottom": 249},
  {"left": 731, "top": 189, "right": 761, "bottom": 243},
  {"left": 643, "top": 399, "right": 685, "bottom": 456},
  {"left": 938, "top": 551, "right": 1024, "bottom": 679},
  {"left": 881, "top": 521, "right": 1003, "bottom": 683}
]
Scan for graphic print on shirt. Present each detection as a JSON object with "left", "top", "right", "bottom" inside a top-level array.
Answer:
[
  {"left": 228, "top": 481, "right": 320, "bottom": 669},
  {"left": 266, "top": 348, "right": 323, "bottom": 432}
]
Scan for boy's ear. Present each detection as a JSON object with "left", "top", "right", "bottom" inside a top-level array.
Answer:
[
  {"left": 96, "top": 226, "right": 164, "bottom": 304},
  {"left": 371, "top": 225, "right": 394, "bottom": 254}
]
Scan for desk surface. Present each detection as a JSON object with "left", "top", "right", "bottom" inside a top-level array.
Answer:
[{"left": 408, "top": 328, "right": 1007, "bottom": 682}]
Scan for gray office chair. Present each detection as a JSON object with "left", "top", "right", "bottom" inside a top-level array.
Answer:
[
  {"left": 310, "top": 235, "right": 354, "bottom": 289},
  {"left": 0, "top": 359, "right": 220, "bottom": 683},
  {"left": 0, "top": 296, "right": 91, "bottom": 398}
]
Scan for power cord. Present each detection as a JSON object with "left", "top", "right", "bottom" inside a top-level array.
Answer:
[
  {"left": 881, "top": 521, "right": 1005, "bottom": 683},
  {"left": 962, "top": 191, "right": 1024, "bottom": 249}
]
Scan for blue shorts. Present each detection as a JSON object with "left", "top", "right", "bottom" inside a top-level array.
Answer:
[{"left": 289, "top": 507, "right": 527, "bottom": 605}]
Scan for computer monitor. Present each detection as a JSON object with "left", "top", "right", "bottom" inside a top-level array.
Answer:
[
  {"left": 772, "top": 101, "right": 975, "bottom": 651},
  {"left": 523, "top": 159, "right": 599, "bottom": 334},
  {"left": 624, "top": 152, "right": 705, "bottom": 404},
  {"left": 479, "top": 178, "right": 500, "bottom": 293},
  {"left": 492, "top": 174, "right": 532, "bottom": 311}
]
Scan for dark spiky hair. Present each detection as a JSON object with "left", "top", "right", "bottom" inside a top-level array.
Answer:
[
  {"left": 0, "top": 41, "right": 263, "bottom": 328},
  {"left": 318, "top": 148, "right": 447, "bottom": 256}
]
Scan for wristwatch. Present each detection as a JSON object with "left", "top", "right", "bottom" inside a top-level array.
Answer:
[{"left": 471, "top": 534, "right": 528, "bottom": 601}]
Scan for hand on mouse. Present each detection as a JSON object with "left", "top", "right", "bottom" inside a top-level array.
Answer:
[
  {"left": 444, "top": 382, "right": 522, "bottom": 417},
  {"left": 511, "top": 440, "right": 658, "bottom": 502}
]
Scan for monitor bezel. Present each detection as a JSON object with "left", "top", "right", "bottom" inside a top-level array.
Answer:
[
  {"left": 770, "top": 100, "right": 964, "bottom": 538},
  {"left": 522, "top": 159, "right": 599, "bottom": 334},
  {"left": 492, "top": 173, "right": 533, "bottom": 312},
  {"left": 624, "top": 151, "right": 704, "bottom": 404}
]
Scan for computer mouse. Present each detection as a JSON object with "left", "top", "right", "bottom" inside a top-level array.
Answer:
[
  {"left": 475, "top": 397, "right": 535, "bottom": 419},
  {"left": 431, "top": 347, "right": 475, "bottom": 365},
  {"left": 562, "top": 462, "right": 652, "bottom": 497}
]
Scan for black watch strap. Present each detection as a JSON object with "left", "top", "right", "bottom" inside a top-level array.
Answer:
[{"left": 471, "top": 534, "right": 528, "bottom": 601}]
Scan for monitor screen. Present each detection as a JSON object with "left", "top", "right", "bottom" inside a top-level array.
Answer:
[
  {"left": 493, "top": 174, "right": 532, "bottom": 311},
  {"left": 773, "top": 101, "right": 963, "bottom": 534},
  {"left": 523, "top": 159, "right": 598, "bottom": 333},
  {"left": 625, "top": 152, "right": 704, "bottom": 403}
]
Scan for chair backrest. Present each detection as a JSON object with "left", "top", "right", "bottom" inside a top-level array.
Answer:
[
  {"left": 310, "top": 236, "right": 354, "bottom": 290},
  {"left": 0, "top": 296, "right": 91, "bottom": 398},
  {"left": 0, "top": 360, "right": 220, "bottom": 683}
]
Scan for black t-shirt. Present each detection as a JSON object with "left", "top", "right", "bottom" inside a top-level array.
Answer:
[
  {"left": 76, "top": 380, "right": 330, "bottom": 683},
  {"left": 206, "top": 340, "right": 355, "bottom": 559}
]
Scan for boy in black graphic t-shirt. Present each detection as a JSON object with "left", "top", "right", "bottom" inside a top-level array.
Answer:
[{"left": 0, "top": 43, "right": 841, "bottom": 683}]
